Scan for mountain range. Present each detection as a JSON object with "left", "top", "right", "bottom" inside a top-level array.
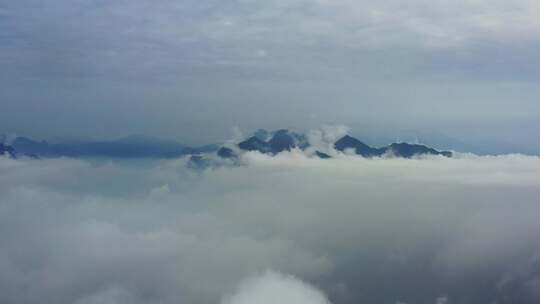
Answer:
[
  {"left": 1, "top": 135, "right": 217, "bottom": 159},
  {"left": 1, "top": 130, "right": 452, "bottom": 160},
  {"left": 217, "top": 129, "right": 452, "bottom": 159}
]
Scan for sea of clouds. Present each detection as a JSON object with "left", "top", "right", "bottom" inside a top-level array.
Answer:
[{"left": 2, "top": 146, "right": 540, "bottom": 304}]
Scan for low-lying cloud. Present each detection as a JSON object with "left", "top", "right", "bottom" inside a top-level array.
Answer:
[
  {"left": 1, "top": 151, "right": 540, "bottom": 303},
  {"left": 222, "top": 271, "right": 330, "bottom": 304}
]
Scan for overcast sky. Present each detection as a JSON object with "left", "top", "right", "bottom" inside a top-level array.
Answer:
[{"left": 1, "top": 0, "right": 540, "bottom": 147}]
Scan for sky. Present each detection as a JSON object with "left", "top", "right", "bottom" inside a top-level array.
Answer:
[
  {"left": 1, "top": 0, "right": 540, "bottom": 149},
  {"left": 2, "top": 151, "right": 540, "bottom": 304}
]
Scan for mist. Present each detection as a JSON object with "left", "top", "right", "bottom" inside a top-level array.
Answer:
[{"left": 1, "top": 151, "right": 540, "bottom": 304}]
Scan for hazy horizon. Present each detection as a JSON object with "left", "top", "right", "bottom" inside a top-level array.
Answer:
[
  {"left": 2, "top": 0, "right": 540, "bottom": 149},
  {"left": 2, "top": 1, "right": 540, "bottom": 304}
]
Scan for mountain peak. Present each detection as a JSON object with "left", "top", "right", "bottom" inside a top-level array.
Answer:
[
  {"left": 386, "top": 142, "right": 452, "bottom": 158},
  {"left": 268, "top": 129, "right": 296, "bottom": 153},
  {"left": 334, "top": 135, "right": 382, "bottom": 157},
  {"left": 221, "top": 131, "right": 453, "bottom": 159}
]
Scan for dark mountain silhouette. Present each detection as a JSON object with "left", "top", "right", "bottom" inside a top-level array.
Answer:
[
  {"left": 220, "top": 131, "right": 452, "bottom": 159},
  {"left": 334, "top": 135, "right": 452, "bottom": 158},
  {"left": 334, "top": 135, "right": 385, "bottom": 157},
  {"left": 9, "top": 136, "right": 217, "bottom": 158},
  {"left": 234, "top": 129, "right": 308, "bottom": 156},
  {"left": 238, "top": 136, "right": 271, "bottom": 153},
  {"left": 217, "top": 147, "right": 236, "bottom": 158},
  {"left": 268, "top": 129, "right": 297, "bottom": 153},
  {"left": 0, "top": 143, "right": 16, "bottom": 158},
  {"left": 5, "top": 130, "right": 452, "bottom": 160},
  {"left": 384, "top": 142, "right": 453, "bottom": 158},
  {"left": 11, "top": 137, "right": 52, "bottom": 155}
]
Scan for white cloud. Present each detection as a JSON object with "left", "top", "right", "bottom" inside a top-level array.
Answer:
[
  {"left": 306, "top": 125, "right": 349, "bottom": 155},
  {"left": 222, "top": 271, "right": 331, "bottom": 304},
  {"left": 1, "top": 152, "right": 540, "bottom": 303}
]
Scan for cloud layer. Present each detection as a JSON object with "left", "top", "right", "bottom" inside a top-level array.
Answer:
[
  {"left": 1, "top": 152, "right": 540, "bottom": 303},
  {"left": 2, "top": 1, "right": 540, "bottom": 145}
]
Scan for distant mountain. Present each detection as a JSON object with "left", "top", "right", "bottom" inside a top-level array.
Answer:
[
  {"left": 384, "top": 142, "right": 452, "bottom": 158},
  {"left": 217, "top": 147, "right": 236, "bottom": 158},
  {"left": 219, "top": 130, "right": 452, "bottom": 159},
  {"left": 9, "top": 136, "right": 218, "bottom": 158},
  {"left": 334, "top": 135, "right": 452, "bottom": 158},
  {"left": 237, "top": 129, "right": 308, "bottom": 155},
  {"left": 238, "top": 136, "right": 272, "bottom": 153},
  {"left": 334, "top": 135, "right": 385, "bottom": 157},
  {"left": 0, "top": 143, "right": 16, "bottom": 158},
  {"left": 4, "top": 130, "right": 452, "bottom": 161},
  {"left": 268, "top": 129, "right": 308, "bottom": 153},
  {"left": 268, "top": 129, "right": 296, "bottom": 153}
]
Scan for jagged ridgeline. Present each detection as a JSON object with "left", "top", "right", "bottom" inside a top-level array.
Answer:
[
  {"left": 218, "top": 129, "right": 452, "bottom": 159},
  {"left": 2, "top": 130, "right": 452, "bottom": 160}
]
